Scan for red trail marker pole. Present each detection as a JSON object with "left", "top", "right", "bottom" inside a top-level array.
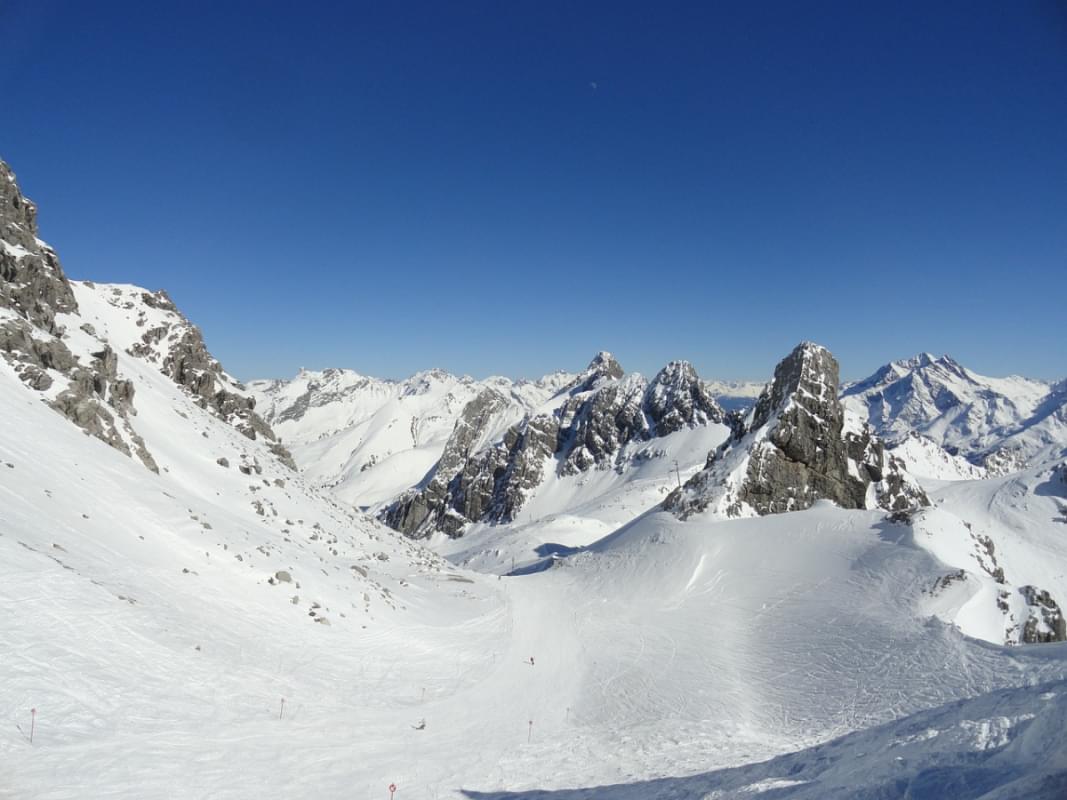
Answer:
[
  {"left": 30, "top": 708, "right": 36, "bottom": 743},
  {"left": 388, "top": 782, "right": 397, "bottom": 799},
  {"left": 527, "top": 719, "right": 533, "bottom": 743}
]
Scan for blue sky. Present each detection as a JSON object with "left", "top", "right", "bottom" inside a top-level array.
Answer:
[{"left": 2, "top": 1, "right": 1065, "bottom": 382}]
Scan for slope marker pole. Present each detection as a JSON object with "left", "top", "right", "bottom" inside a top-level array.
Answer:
[
  {"left": 29, "top": 708, "right": 36, "bottom": 743},
  {"left": 279, "top": 697, "right": 285, "bottom": 719}
]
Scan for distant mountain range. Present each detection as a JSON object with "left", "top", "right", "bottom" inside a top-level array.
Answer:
[{"left": 842, "top": 353, "right": 1066, "bottom": 473}]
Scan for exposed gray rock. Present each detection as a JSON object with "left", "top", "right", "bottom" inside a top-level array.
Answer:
[
  {"left": 1020, "top": 586, "right": 1067, "bottom": 643},
  {"left": 0, "top": 161, "right": 163, "bottom": 470},
  {"left": 384, "top": 353, "right": 726, "bottom": 538},
  {"left": 645, "top": 361, "right": 724, "bottom": 436},
  {"left": 384, "top": 387, "right": 513, "bottom": 535},
  {"left": 0, "top": 160, "right": 77, "bottom": 334},
  {"left": 158, "top": 326, "right": 296, "bottom": 469},
  {"left": 17, "top": 364, "right": 52, "bottom": 390},
  {"left": 666, "top": 342, "right": 928, "bottom": 518}
]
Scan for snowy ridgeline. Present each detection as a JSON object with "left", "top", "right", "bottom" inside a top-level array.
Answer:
[{"left": 3, "top": 156, "right": 1067, "bottom": 798}]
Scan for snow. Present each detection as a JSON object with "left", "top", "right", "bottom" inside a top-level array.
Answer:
[
  {"left": 8, "top": 320, "right": 1067, "bottom": 798},
  {"left": 248, "top": 367, "right": 567, "bottom": 510},
  {"left": 3, "top": 270, "right": 1067, "bottom": 797},
  {"left": 890, "top": 433, "right": 988, "bottom": 481},
  {"left": 0, "top": 239, "right": 31, "bottom": 259},
  {"left": 841, "top": 354, "right": 1064, "bottom": 470}
]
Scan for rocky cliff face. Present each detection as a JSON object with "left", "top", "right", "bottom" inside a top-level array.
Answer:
[
  {"left": 384, "top": 353, "right": 725, "bottom": 538},
  {"left": 1019, "top": 585, "right": 1067, "bottom": 644},
  {"left": 0, "top": 158, "right": 292, "bottom": 471},
  {"left": 0, "top": 162, "right": 77, "bottom": 333},
  {"left": 129, "top": 288, "right": 295, "bottom": 468},
  {"left": 666, "top": 342, "right": 928, "bottom": 518},
  {"left": 0, "top": 160, "right": 156, "bottom": 468}
]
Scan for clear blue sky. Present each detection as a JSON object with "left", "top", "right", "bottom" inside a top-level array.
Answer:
[{"left": 2, "top": 1, "right": 1065, "bottom": 383}]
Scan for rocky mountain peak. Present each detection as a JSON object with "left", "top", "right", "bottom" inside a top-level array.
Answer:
[
  {"left": 384, "top": 354, "right": 729, "bottom": 538},
  {"left": 749, "top": 341, "right": 838, "bottom": 433},
  {"left": 666, "top": 342, "right": 927, "bottom": 519},
  {"left": 1, "top": 160, "right": 40, "bottom": 241},
  {"left": 586, "top": 351, "right": 624, "bottom": 381},
  {"left": 0, "top": 160, "right": 77, "bottom": 334},
  {"left": 646, "top": 360, "right": 724, "bottom": 435}
]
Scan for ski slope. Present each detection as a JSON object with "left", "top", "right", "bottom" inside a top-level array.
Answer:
[
  {"left": 6, "top": 300, "right": 1064, "bottom": 798},
  {"left": 5, "top": 368, "right": 1067, "bottom": 800},
  {"left": 3, "top": 157, "right": 1066, "bottom": 797}
]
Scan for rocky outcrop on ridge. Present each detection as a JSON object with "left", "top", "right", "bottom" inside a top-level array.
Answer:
[
  {"left": 384, "top": 353, "right": 725, "bottom": 538},
  {"left": 666, "top": 342, "right": 929, "bottom": 518},
  {"left": 142, "top": 295, "right": 294, "bottom": 467},
  {"left": 0, "top": 160, "right": 157, "bottom": 468},
  {"left": 0, "top": 162, "right": 77, "bottom": 333},
  {"left": 0, "top": 158, "right": 293, "bottom": 472},
  {"left": 1019, "top": 586, "right": 1067, "bottom": 644}
]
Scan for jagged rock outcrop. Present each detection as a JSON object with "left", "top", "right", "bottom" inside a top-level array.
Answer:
[
  {"left": 384, "top": 387, "right": 513, "bottom": 534},
  {"left": 645, "top": 360, "right": 724, "bottom": 436},
  {"left": 384, "top": 353, "right": 726, "bottom": 538},
  {"left": 1019, "top": 586, "right": 1067, "bottom": 643},
  {"left": 0, "top": 162, "right": 77, "bottom": 334},
  {"left": 0, "top": 158, "right": 294, "bottom": 472},
  {"left": 0, "top": 160, "right": 159, "bottom": 468},
  {"left": 665, "top": 342, "right": 929, "bottom": 518},
  {"left": 157, "top": 324, "right": 294, "bottom": 467}
]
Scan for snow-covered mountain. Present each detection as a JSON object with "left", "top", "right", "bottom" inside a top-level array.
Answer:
[
  {"left": 4, "top": 156, "right": 1067, "bottom": 799},
  {"left": 384, "top": 353, "right": 729, "bottom": 539},
  {"left": 247, "top": 359, "right": 760, "bottom": 518},
  {"left": 702, "top": 377, "right": 766, "bottom": 411},
  {"left": 842, "top": 352, "right": 1066, "bottom": 473},
  {"left": 667, "top": 342, "right": 927, "bottom": 519},
  {"left": 248, "top": 367, "right": 570, "bottom": 509}
]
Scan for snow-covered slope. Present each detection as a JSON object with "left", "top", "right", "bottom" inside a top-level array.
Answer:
[
  {"left": 920, "top": 452, "right": 1067, "bottom": 644},
  {"left": 889, "top": 432, "right": 989, "bottom": 481},
  {"left": 703, "top": 378, "right": 766, "bottom": 412},
  {"left": 842, "top": 353, "right": 1065, "bottom": 473},
  {"left": 463, "top": 672, "right": 1067, "bottom": 799},
  {"left": 5, "top": 156, "right": 1067, "bottom": 799},
  {"left": 248, "top": 367, "right": 570, "bottom": 509},
  {"left": 8, "top": 410, "right": 1067, "bottom": 799}
]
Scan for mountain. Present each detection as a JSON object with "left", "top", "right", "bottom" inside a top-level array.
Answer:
[
  {"left": 248, "top": 367, "right": 569, "bottom": 509},
  {"left": 383, "top": 353, "right": 729, "bottom": 538},
  {"left": 842, "top": 353, "right": 1066, "bottom": 473},
  {"left": 666, "top": 342, "right": 927, "bottom": 518},
  {"left": 4, "top": 156, "right": 1067, "bottom": 799},
  {"left": 702, "top": 377, "right": 766, "bottom": 411},
  {"left": 0, "top": 155, "right": 458, "bottom": 693}
]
